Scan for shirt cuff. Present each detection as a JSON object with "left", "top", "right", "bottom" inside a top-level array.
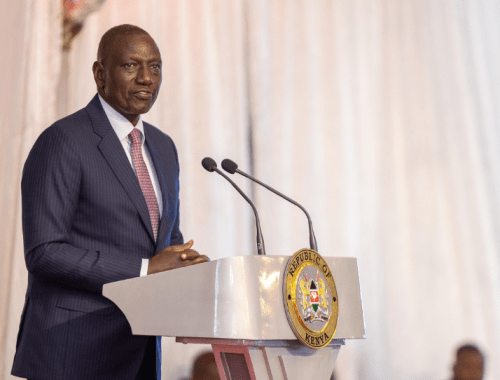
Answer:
[{"left": 140, "top": 258, "right": 149, "bottom": 277}]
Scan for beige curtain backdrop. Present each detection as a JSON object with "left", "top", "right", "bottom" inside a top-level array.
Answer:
[
  {"left": 247, "top": 1, "right": 500, "bottom": 379},
  {"left": 0, "top": 0, "right": 63, "bottom": 379},
  {"left": 1, "top": 1, "right": 499, "bottom": 379}
]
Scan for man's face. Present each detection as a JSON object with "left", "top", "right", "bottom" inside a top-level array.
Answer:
[
  {"left": 453, "top": 351, "right": 484, "bottom": 380},
  {"left": 94, "top": 33, "right": 162, "bottom": 124}
]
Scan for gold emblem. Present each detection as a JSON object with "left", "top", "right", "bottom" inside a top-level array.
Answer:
[{"left": 283, "top": 249, "right": 338, "bottom": 349}]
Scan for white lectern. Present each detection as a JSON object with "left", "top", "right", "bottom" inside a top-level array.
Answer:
[{"left": 103, "top": 256, "right": 365, "bottom": 380}]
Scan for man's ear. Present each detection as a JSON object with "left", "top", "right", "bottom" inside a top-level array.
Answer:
[{"left": 92, "top": 61, "right": 105, "bottom": 92}]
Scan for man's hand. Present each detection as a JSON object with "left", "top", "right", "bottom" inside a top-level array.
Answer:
[{"left": 147, "top": 240, "right": 209, "bottom": 275}]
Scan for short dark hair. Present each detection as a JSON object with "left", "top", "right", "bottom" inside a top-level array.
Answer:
[
  {"left": 97, "top": 24, "right": 150, "bottom": 64},
  {"left": 456, "top": 344, "right": 484, "bottom": 362},
  {"left": 192, "top": 352, "right": 217, "bottom": 379}
]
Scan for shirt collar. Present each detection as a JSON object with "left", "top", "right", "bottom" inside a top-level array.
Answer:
[{"left": 98, "top": 94, "right": 145, "bottom": 144}]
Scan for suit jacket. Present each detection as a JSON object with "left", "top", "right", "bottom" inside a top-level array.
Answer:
[{"left": 12, "top": 95, "right": 183, "bottom": 380}]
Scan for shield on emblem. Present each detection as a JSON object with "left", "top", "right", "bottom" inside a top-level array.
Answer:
[{"left": 309, "top": 281, "right": 319, "bottom": 311}]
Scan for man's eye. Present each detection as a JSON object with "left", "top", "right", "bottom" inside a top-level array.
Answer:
[
  {"left": 152, "top": 64, "right": 161, "bottom": 70},
  {"left": 125, "top": 63, "right": 135, "bottom": 68}
]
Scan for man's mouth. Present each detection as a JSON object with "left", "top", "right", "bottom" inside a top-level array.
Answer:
[{"left": 133, "top": 91, "right": 153, "bottom": 100}]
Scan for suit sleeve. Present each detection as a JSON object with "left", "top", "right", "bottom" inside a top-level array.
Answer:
[{"left": 22, "top": 126, "right": 142, "bottom": 293}]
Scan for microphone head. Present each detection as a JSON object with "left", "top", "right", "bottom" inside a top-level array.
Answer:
[
  {"left": 221, "top": 159, "right": 238, "bottom": 174},
  {"left": 201, "top": 157, "right": 217, "bottom": 172}
]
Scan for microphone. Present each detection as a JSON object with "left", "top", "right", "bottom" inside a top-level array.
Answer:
[
  {"left": 221, "top": 158, "right": 318, "bottom": 252},
  {"left": 201, "top": 157, "right": 266, "bottom": 256}
]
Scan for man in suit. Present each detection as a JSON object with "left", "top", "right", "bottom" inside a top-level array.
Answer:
[{"left": 11, "top": 24, "right": 208, "bottom": 380}]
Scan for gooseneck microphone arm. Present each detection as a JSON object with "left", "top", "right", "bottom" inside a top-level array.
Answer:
[
  {"left": 221, "top": 158, "right": 318, "bottom": 252},
  {"left": 201, "top": 157, "right": 266, "bottom": 256}
]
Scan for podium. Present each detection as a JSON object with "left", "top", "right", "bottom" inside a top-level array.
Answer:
[{"left": 103, "top": 255, "right": 365, "bottom": 380}]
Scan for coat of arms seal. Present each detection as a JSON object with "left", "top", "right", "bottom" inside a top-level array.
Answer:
[{"left": 283, "top": 249, "right": 339, "bottom": 349}]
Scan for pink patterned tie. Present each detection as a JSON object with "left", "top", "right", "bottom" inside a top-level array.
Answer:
[{"left": 130, "top": 128, "right": 159, "bottom": 240}]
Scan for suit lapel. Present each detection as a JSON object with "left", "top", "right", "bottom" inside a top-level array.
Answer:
[
  {"left": 144, "top": 127, "right": 170, "bottom": 252},
  {"left": 85, "top": 95, "right": 156, "bottom": 243}
]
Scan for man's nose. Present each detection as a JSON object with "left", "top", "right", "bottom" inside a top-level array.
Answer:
[{"left": 136, "top": 65, "right": 153, "bottom": 84}]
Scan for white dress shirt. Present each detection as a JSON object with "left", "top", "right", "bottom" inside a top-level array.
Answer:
[{"left": 98, "top": 95, "right": 163, "bottom": 276}]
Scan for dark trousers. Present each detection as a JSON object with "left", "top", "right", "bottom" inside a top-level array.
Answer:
[
  {"left": 135, "top": 336, "right": 159, "bottom": 380},
  {"left": 28, "top": 337, "right": 159, "bottom": 380}
]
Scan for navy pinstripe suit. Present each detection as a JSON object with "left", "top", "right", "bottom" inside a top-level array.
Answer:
[{"left": 12, "top": 95, "right": 183, "bottom": 380}]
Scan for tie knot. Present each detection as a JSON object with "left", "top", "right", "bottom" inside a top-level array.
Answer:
[{"left": 130, "top": 128, "right": 142, "bottom": 146}]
